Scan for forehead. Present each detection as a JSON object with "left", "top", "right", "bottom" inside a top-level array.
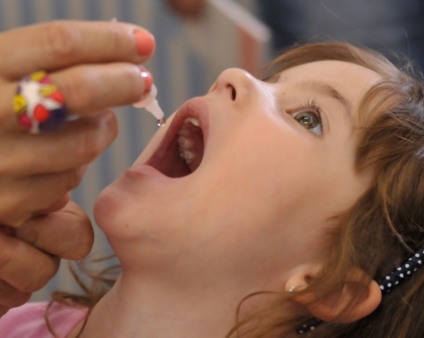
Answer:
[{"left": 278, "top": 60, "right": 382, "bottom": 108}]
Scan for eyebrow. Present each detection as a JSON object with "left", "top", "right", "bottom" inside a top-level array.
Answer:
[{"left": 298, "top": 80, "right": 352, "bottom": 122}]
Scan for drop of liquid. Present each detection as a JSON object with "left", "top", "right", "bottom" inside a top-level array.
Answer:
[{"left": 157, "top": 117, "right": 167, "bottom": 127}]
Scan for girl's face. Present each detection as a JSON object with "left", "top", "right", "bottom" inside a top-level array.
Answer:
[{"left": 95, "top": 60, "right": 381, "bottom": 289}]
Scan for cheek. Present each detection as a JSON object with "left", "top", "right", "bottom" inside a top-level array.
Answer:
[
  {"left": 294, "top": 162, "right": 371, "bottom": 227},
  {"left": 198, "top": 138, "right": 364, "bottom": 239},
  {"left": 191, "top": 136, "right": 319, "bottom": 229}
]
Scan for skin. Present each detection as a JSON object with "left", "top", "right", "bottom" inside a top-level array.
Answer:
[
  {"left": 0, "top": 20, "right": 155, "bottom": 315},
  {"left": 166, "top": 0, "right": 206, "bottom": 18},
  {"left": 82, "top": 60, "right": 381, "bottom": 338}
]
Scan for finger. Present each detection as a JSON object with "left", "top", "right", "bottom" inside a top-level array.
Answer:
[
  {"left": 52, "top": 63, "right": 152, "bottom": 114},
  {"left": 16, "top": 201, "right": 94, "bottom": 260},
  {"left": 0, "top": 110, "right": 117, "bottom": 176},
  {"left": 0, "top": 62, "right": 151, "bottom": 125},
  {"left": 0, "top": 233, "right": 59, "bottom": 292},
  {"left": 0, "top": 280, "right": 31, "bottom": 312},
  {"left": 40, "top": 192, "right": 72, "bottom": 214},
  {"left": 0, "top": 168, "right": 86, "bottom": 227},
  {"left": 0, "top": 20, "right": 155, "bottom": 79}
]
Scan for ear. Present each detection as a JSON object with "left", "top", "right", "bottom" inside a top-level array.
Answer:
[{"left": 285, "top": 266, "right": 382, "bottom": 323}]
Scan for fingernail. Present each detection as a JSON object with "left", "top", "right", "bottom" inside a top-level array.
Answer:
[
  {"left": 133, "top": 29, "right": 155, "bottom": 56},
  {"left": 140, "top": 66, "right": 153, "bottom": 95}
]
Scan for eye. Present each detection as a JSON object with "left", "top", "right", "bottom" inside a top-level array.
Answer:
[{"left": 290, "top": 104, "right": 323, "bottom": 136}]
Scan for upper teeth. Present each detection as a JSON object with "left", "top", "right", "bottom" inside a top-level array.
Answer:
[
  {"left": 185, "top": 117, "right": 200, "bottom": 127},
  {"left": 177, "top": 118, "right": 202, "bottom": 169}
]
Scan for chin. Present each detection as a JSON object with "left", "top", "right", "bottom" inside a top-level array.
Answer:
[
  {"left": 93, "top": 182, "right": 169, "bottom": 243},
  {"left": 93, "top": 184, "right": 132, "bottom": 239}
]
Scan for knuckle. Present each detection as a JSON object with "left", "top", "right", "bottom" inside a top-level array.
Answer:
[
  {"left": 56, "top": 207, "right": 93, "bottom": 260},
  {"left": 16, "top": 224, "right": 38, "bottom": 248},
  {"left": 0, "top": 238, "right": 57, "bottom": 293},
  {"left": 43, "top": 21, "right": 81, "bottom": 60},
  {"left": 76, "top": 117, "right": 116, "bottom": 163},
  {"left": 66, "top": 235, "right": 93, "bottom": 260},
  {"left": 106, "top": 113, "right": 119, "bottom": 140},
  {"left": 76, "top": 135, "right": 102, "bottom": 163},
  {"left": 65, "top": 169, "right": 84, "bottom": 190},
  {"left": 21, "top": 257, "right": 59, "bottom": 293},
  {"left": 0, "top": 140, "right": 23, "bottom": 176},
  {"left": 123, "top": 65, "right": 145, "bottom": 100},
  {"left": 0, "top": 281, "right": 31, "bottom": 308},
  {"left": 0, "top": 239, "right": 16, "bottom": 272},
  {"left": 2, "top": 215, "right": 28, "bottom": 229},
  {"left": 61, "top": 70, "right": 97, "bottom": 110},
  {"left": 105, "top": 26, "right": 126, "bottom": 53}
]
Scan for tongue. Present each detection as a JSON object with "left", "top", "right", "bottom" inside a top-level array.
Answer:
[{"left": 154, "top": 139, "right": 192, "bottom": 177}]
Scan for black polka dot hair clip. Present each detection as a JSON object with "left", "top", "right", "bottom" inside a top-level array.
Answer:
[
  {"left": 297, "top": 244, "right": 424, "bottom": 334},
  {"left": 378, "top": 244, "right": 424, "bottom": 294},
  {"left": 296, "top": 317, "right": 323, "bottom": 335}
]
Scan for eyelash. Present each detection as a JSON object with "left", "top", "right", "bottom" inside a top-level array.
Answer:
[{"left": 288, "top": 99, "right": 325, "bottom": 136}]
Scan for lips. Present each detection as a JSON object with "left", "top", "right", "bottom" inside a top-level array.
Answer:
[{"left": 145, "top": 97, "right": 208, "bottom": 178}]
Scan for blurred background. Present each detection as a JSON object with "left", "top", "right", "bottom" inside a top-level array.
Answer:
[{"left": 0, "top": 0, "right": 422, "bottom": 300}]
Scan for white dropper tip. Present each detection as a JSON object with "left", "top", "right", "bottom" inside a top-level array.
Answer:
[{"left": 133, "top": 84, "right": 166, "bottom": 126}]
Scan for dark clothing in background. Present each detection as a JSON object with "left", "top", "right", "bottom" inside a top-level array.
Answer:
[{"left": 258, "top": 0, "right": 424, "bottom": 69}]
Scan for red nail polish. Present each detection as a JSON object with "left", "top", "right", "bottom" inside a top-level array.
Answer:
[
  {"left": 133, "top": 29, "right": 155, "bottom": 56},
  {"left": 140, "top": 67, "right": 153, "bottom": 95}
]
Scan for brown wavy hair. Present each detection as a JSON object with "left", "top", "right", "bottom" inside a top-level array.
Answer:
[
  {"left": 225, "top": 42, "right": 424, "bottom": 337},
  {"left": 49, "top": 42, "right": 424, "bottom": 338}
]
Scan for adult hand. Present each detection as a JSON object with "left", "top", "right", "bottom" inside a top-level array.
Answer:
[
  {"left": 0, "top": 20, "right": 155, "bottom": 315},
  {"left": 0, "top": 201, "right": 93, "bottom": 316}
]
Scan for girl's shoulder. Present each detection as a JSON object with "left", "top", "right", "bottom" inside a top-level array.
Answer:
[{"left": 0, "top": 301, "right": 88, "bottom": 338}]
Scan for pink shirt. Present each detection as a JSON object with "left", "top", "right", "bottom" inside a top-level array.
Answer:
[{"left": 0, "top": 302, "right": 87, "bottom": 338}]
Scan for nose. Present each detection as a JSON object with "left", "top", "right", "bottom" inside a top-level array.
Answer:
[{"left": 209, "top": 68, "right": 257, "bottom": 103}]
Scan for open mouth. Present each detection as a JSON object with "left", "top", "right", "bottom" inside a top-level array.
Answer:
[{"left": 145, "top": 99, "right": 207, "bottom": 178}]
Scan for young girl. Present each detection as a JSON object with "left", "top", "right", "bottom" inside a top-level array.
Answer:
[{"left": 1, "top": 41, "right": 423, "bottom": 338}]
